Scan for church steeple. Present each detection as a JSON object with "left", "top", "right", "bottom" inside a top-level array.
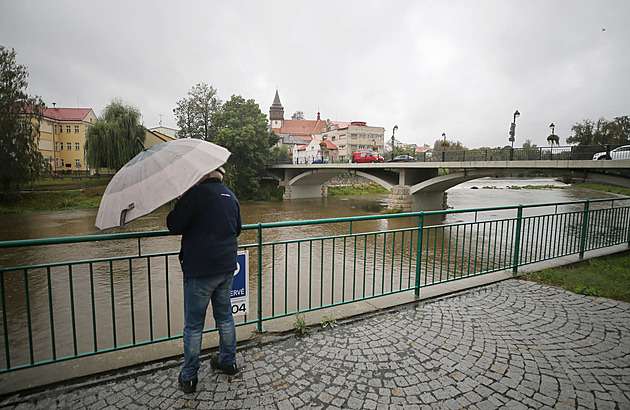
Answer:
[{"left": 269, "top": 89, "right": 284, "bottom": 124}]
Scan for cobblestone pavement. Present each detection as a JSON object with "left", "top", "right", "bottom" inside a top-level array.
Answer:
[{"left": 2, "top": 280, "right": 630, "bottom": 409}]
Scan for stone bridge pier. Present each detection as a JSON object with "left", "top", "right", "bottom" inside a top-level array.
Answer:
[{"left": 387, "top": 168, "right": 445, "bottom": 212}]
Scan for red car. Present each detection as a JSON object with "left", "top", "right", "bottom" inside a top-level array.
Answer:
[{"left": 351, "top": 152, "right": 385, "bottom": 163}]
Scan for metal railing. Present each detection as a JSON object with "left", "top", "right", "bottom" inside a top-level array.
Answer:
[
  {"left": 269, "top": 144, "right": 627, "bottom": 165},
  {"left": 1, "top": 198, "right": 629, "bottom": 373}
]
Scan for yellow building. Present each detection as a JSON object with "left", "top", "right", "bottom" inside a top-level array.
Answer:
[
  {"left": 145, "top": 129, "right": 175, "bottom": 148},
  {"left": 37, "top": 107, "right": 97, "bottom": 174}
]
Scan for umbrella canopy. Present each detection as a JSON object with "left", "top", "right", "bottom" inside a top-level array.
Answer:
[{"left": 95, "top": 138, "right": 230, "bottom": 230}]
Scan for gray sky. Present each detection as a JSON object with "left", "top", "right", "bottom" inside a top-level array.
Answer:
[{"left": 2, "top": 0, "right": 629, "bottom": 149}]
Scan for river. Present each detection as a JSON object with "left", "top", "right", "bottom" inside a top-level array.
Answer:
[
  {"left": 0, "top": 177, "right": 616, "bottom": 243},
  {"left": 0, "top": 178, "right": 623, "bottom": 368}
]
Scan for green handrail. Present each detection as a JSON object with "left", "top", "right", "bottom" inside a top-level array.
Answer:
[{"left": 0, "top": 197, "right": 628, "bottom": 374}]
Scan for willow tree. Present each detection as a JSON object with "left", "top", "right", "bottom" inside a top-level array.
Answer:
[
  {"left": 0, "top": 45, "right": 46, "bottom": 196},
  {"left": 85, "top": 99, "right": 146, "bottom": 172}
]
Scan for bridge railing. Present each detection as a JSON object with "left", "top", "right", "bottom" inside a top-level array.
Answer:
[
  {"left": 269, "top": 144, "right": 624, "bottom": 164},
  {"left": 1, "top": 198, "right": 629, "bottom": 373}
]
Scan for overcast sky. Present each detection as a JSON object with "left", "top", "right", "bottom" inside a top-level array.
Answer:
[{"left": 2, "top": 0, "right": 629, "bottom": 149}]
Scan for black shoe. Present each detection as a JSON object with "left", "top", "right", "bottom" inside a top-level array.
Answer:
[
  {"left": 178, "top": 373, "right": 198, "bottom": 393},
  {"left": 211, "top": 355, "right": 239, "bottom": 375}
]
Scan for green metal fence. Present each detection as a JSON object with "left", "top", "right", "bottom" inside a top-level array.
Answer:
[{"left": 1, "top": 198, "right": 628, "bottom": 373}]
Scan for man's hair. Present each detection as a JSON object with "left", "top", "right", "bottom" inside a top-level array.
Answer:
[{"left": 209, "top": 167, "right": 224, "bottom": 181}]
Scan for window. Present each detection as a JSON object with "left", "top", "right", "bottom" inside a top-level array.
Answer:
[
  {"left": 67, "top": 142, "right": 72, "bottom": 150},
  {"left": 74, "top": 126, "right": 80, "bottom": 133},
  {"left": 66, "top": 126, "right": 71, "bottom": 133},
  {"left": 75, "top": 159, "right": 81, "bottom": 168},
  {"left": 60, "top": 159, "right": 65, "bottom": 167},
  {"left": 60, "top": 142, "right": 63, "bottom": 150},
  {"left": 54, "top": 125, "right": 58, "bottom": 133},
  {"left": 55, "top": 157, "right": 60, "bottom": 167},
  {"left": 351, "top": 134, "right": 357, "bottom": 139},
  {"left": 75, "top": 142, "right": 80, "bottom": 150},
  {"left": 55, "top": 142, "right": 59, "bottom": 151}
]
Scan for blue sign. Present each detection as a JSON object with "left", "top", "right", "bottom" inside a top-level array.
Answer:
[{"left": 231, "top": 251, "right": 249, "bottom": 316}]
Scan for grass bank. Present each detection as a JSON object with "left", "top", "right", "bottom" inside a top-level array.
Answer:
[
  {"left": 0, "top": 186, "right": 106, "bottom": 213},
  {"left": 572, "top": 183, "right": 630, "bottom": 197},
  {"left": 520, "top": 250, "right": 630, "bottom": 303},
  {"left": 0, "top": 176, "right": 110, "bottom": 213},
  {"left": 327, "top": 184, "right": 389, "bottom": 196}
]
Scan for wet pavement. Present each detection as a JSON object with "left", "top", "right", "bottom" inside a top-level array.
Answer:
[{"left": 1, "top": 279, "right": 629, "bottom": 409}]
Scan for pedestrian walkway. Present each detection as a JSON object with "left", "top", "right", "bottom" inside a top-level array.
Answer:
[{"left": 1, "top": 279, "right": 629, "bottom": 409}]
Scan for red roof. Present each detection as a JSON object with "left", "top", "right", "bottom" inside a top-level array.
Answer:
[
  {"left": 43, "top": 108, "right": 94, "bottom": 122},
  {"left": 320, "top": 140, "right": 338, "bottom": 149},
  {"left": 273, "top": 119, "right": 327, "bottom": 136}
]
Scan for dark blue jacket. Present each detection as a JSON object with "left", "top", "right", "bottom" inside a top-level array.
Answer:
[{"left": 167, "top": 178, "right": 242, "bottom": 278}]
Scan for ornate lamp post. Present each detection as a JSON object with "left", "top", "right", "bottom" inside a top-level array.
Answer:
[
  {"left": 391, "top": 125, "right": 398, "bottom": 160},
  {"left": 508, "top": 110, "right": 520, "bottom": 160}
]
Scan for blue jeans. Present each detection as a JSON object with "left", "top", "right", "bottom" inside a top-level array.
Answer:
[{"left": 181, "top": 272, "right": 236, "bottom": 381}]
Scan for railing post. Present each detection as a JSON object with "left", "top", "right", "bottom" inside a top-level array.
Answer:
[
  {"left": 414, "top": 213, "right": 424, "bottom": 297},
  {"left": 579, "top": 201, "right": 590, "bottom": 258},
  {"left": 256, "top": 223, "right": 265, "bottom": 333},
  {"left": 512, "top": 205, "right": 523, "bottom": 274}
]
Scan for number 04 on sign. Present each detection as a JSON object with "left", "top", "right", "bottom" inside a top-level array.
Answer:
[{"left": 231, "top": 251, "right": 249, "bottom": 316}]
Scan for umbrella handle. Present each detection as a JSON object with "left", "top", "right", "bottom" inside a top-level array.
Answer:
[{"left": 120, "top": 203, "right": 135, "bottom": 229}]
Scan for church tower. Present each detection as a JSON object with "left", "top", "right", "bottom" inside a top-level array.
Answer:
[{"left": 269, "top": 89, "right": 284, "bottom": 129}]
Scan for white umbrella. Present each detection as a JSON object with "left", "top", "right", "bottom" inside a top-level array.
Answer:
[{"left": 95, "top": 138, "right": 230, "bottom": 230}]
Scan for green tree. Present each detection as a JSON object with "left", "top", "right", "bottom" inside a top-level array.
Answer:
[
  {"left": 291, "top": 111, "right": 305, "bottom": 120},
  {"left": 522, "top": 139, "right": 537, "bottom": 149},
  {"left": 212, "top": 95, "right": 279, "bottom": 200},
  {"left": 174, "top": 82, "right": 221, "bottom": 141},
  {"left": 84, "top": 99, "right": 145, "bottom": 172},
  {"left": 432, "top": 138, "right": 466, "bottom": 152},
  {"left": 603, "top": 116, "right": 630, "bottom": 145},
  {"left": 566, "top": 118, "right": 607, "bottom": 146},
  {"left": 0, "top": 46, "right": 46, "bottom": 196},
  {"left": 566, "top": 116, "right": 630, "bottom": 147}
]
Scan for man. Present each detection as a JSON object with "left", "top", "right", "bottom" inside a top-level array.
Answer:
[{"left": 167, "top": 166, "right": 242, "bottom": 393}]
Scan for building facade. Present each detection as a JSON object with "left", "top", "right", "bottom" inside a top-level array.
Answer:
[
  {"left": 269, "top": 90, "right": 384, "bottom": 162},
  {"left": 320, "top": 120, "right": 384, "bottom": 160},
  {"left": 37, "top": 107, "right": 97, "bottom": 173}
]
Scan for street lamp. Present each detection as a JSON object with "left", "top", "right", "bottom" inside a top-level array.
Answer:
[
  {"left": 549, "top": 123, "right": 555, "bottom": 135},
  {"left": 391, "top": 125, "right": 398, "bottom": 160},
  {"left": 508, "top": 110, "right": 520, "bottom": 160}
]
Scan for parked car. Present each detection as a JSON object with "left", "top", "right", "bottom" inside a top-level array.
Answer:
[
  {"left": 387, "top": 155, "right": 416, "bottom": 162},
  {"left": 351, "top": 152, "right": 385, "bottom": 163},
  {"left": 592, "top": 145, "right": 630, "bottom": 160},
  {"left": 312, "top": 158, "right": 329, "bottom": 164}
]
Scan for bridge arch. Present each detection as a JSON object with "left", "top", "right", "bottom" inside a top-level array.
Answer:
[{"left": 281, "top": 168, "right": 397, "bottom": 200}]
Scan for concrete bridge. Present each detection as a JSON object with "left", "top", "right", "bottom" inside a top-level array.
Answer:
[{"left": 267, "top": 160, "right": 630, "bottom": 211}]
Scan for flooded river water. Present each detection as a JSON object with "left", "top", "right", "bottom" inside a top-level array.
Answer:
[{"left": 0, "top": 178, "right": 623, "bottom": 368}]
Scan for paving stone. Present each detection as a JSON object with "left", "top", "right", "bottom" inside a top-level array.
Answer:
[{"left": 2, "top": 280, "right": 629, "bottom": 409}]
